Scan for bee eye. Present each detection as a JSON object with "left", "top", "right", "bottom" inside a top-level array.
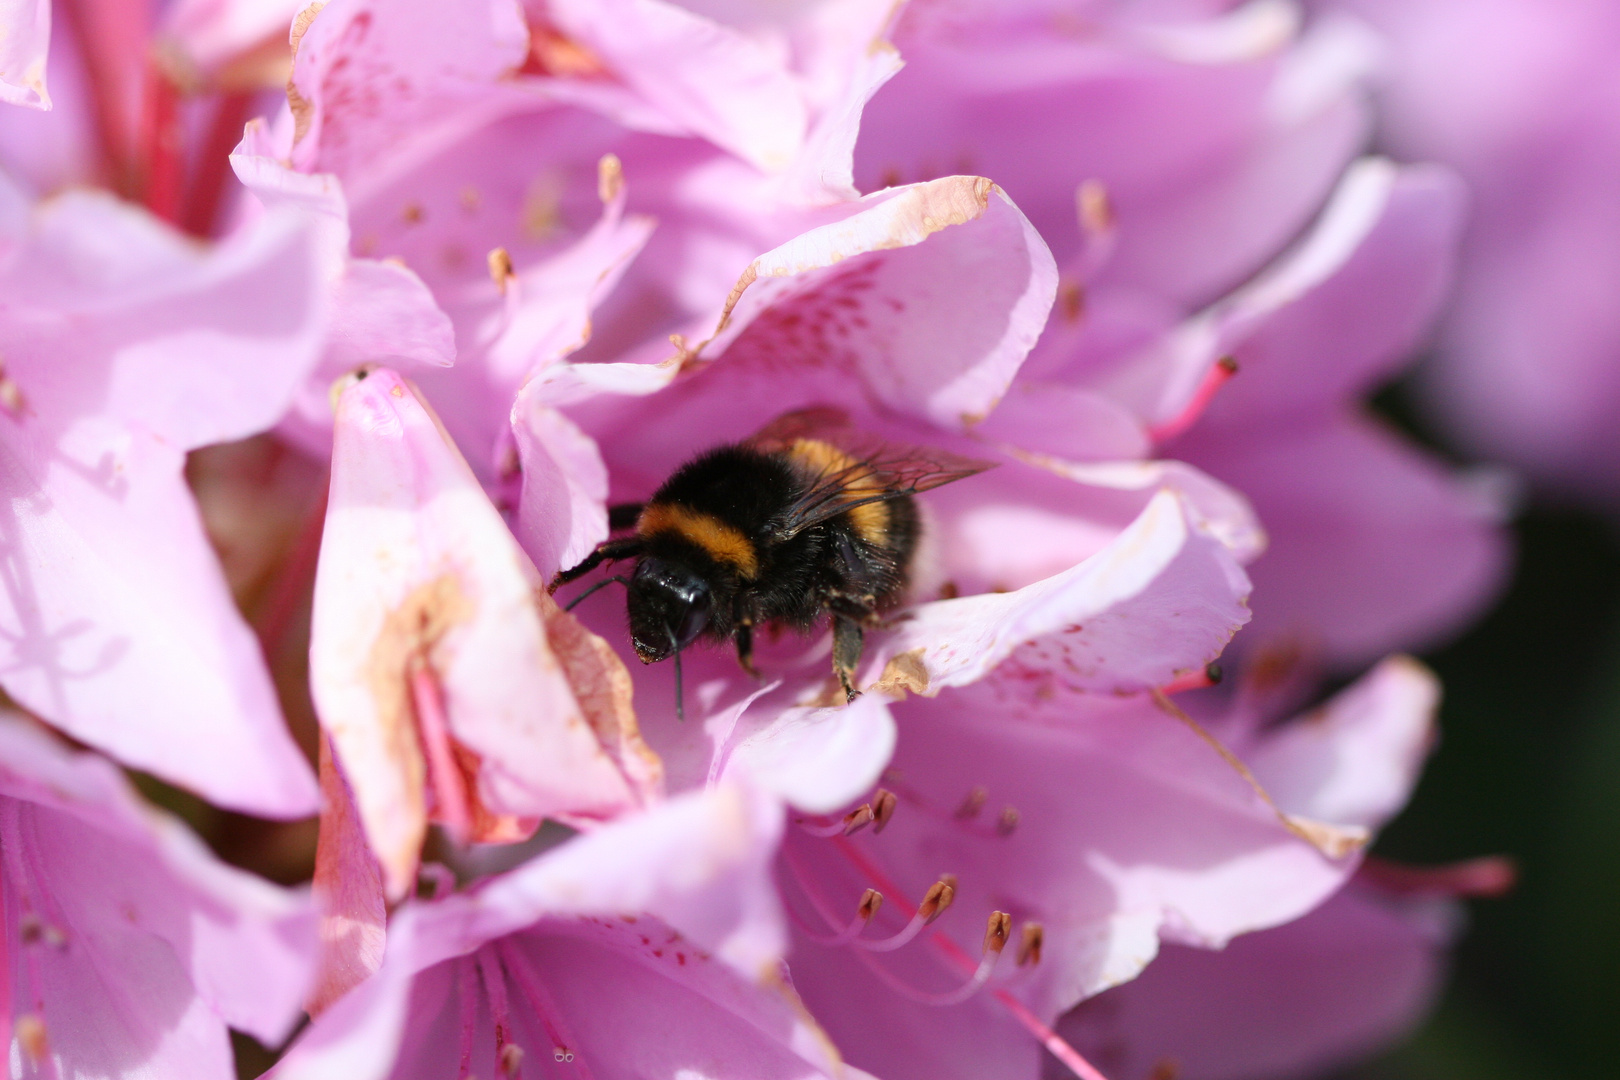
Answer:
[{"left": 673, "top": 586, "right": 712, "bottom": 650}]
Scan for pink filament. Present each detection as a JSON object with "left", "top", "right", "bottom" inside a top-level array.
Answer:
[
  {"left": 1147, "top": 358, "right": 1239, "bottom": 444},
  {"left": 500, "top": 940, "right": 599, "bottom": 1080},
  {"left": 409, "top": 664, "right": 471, "bottom": 842},
  {"left": 828, "top": 836, "right": 1113, "bottom": 1080}
]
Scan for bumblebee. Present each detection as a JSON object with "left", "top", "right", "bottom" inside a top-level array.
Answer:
[{"left": 551, "top": 408, "right": 992, "bottom": 713}]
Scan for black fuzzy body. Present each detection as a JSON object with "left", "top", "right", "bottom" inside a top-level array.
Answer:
[{"left": 635, "top": 444, "right": 919, "bottom": 650}]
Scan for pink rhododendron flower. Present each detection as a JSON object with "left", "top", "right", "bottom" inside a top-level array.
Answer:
[
  {"left": 0, "top": 4, "right": 1522, "bottom": 1079},
  {"left": 1312, "top": 0, "right": 1620, "bottom": 506},
  {"left": 1060, "top": 879, "right": 1455, "bottom": 1080},
  {"left": 311, "top": 366, "right": 657, "bottom": 900},
  {"left": 0, "top": 708, "right": 316, "bottom": 1079},
  {"left": 275, "top": 782, "right": 838, "bottom": 1080}
]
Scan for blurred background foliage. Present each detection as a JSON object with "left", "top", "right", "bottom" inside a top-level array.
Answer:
[{"left": 1342, "top": 383, "right": 1620, "bottom": 1080}]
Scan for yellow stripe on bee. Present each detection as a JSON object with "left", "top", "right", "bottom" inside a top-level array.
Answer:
[
  {"left": 639, "top": 502, "right": 760, "bottom": 578},
  {"left": 786, "top": 439, "right": 890, "bottom": 543}
]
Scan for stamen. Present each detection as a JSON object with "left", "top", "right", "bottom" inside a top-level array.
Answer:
[
  {"left": 955, "top": 786, "right": 988, "bottom": 820},
  {"left": 409, "top": 661, "right": 471, "bottom": 843},
  {"left": 1150, "top": 689, "right": 1368, "bottom": 859},
  {"left": 475, "top": 950, "right": 515, "bottom": 1073},
  {"left": 1017, "top": 922, "right": 1044, "bottom": 967},
  {"left": 842, "top": 804, "right": 875, "bottom": 836},
  {"left": 828, "top": 837, "right": 1113, "bottom": 1080},
  {"left": 996, "top": 807, "right": 1020, "bottom": 836},
  {"left": 15, "top": 1014, "right": 47, "bottom": 1064},
  {"left": 1358, "top": 855, "right": 1517, "bottom": 898},
  {"left": 791, "top": 888, "right": 885, "bottom": 947},
  {"left": 456, "top": 961, "right": 479, "bottom": 1080},
  {"left": 1148, "top": 356, "right": 1239, "bottom": 444},
  {"left": 871, "top": 788, "right": 898, "bottom": 832},
  {"left": 1160, "top": 661, "right": 1224, "bottom": 695},
  {"left": 499, "top": 1043, "right": 525, "bottom": 1079},
  {"left": 501, "top": 940, "right": 596, "bottom": 1078},
  {"left": 853, "top": 911, "right": 1012, "bottom": 1007},
  {"left": 488, "top": 248, "right": 516, "bottom": 295},
  {"left": 859, "top": 877, "right": 955, "bottom": 952}
]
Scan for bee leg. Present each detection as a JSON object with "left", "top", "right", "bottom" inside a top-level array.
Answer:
[
  {"left": 607, "top": 502, "right": 645, "bottom": 532},
  {"left": 549, "top": 538, "right": 644, "bottom": 592},
  {"left": 735, "top": 622, "right": 762, "bottom": 679},
  {"left": 832, "top": 615, "right": 865, "bottom": 703}
]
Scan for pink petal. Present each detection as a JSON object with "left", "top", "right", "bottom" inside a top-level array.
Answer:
[
  {"left": 0, "top": 192, "right": 324, "bottom": 816},
  {"left": 782, "top": 656, "right": 1439, "bottom": 1078},
  {"left": 0, "top": 712, "right": 317, "bottom": 1064},
  {"left": 695, "top": 176, "right": 1058, "bottom": 430},
  {"left": 285, "top": 0, "right": 531, "bottom": 198},
  {"left": 718, "top": 694, "right": 898, "bottom": 815},
  {"left": 856, "top": 1, "right": 1364, "bottom": 304},
  {"left": 0, "top": 0, "right": 50, "bottom": 109},
  {"left": 1106, "top": 158, "right": 1461, "bottom": 432},
  {"left": 1244, "top": 655, "right": 1439, "bottom": 831},
  {"left": 547, "top": 0, "right": 808, "bottom": 172},
  {"left": 272, "top": 783, "right": 802, "bottom": 1080},
  {"left": 311, "top": 367, "right": 641, "bottom": 897},
  {"left": 160, "top": 0, "right": 306, "bottom": 77},
  {"left": 1182, "top": 412, "right": 1509, "bottom": 665},
  {"left": 867, "top": 489, "right": 1252, "bottom": 696},
  {"left": 1059, "top": 883, "right": 1453, "bottom": 1080},
  {"left": 309, "top": 735, "right": 388, "bottom": 1016},
  {"left": 510, "top": 389, "right": 610, "bottom": 580}
]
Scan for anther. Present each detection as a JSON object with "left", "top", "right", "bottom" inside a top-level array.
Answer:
[
  {"left": 842, "top": 803, "right": 876, "bottom": 835},
  {"left": 857, "top": 888, "right": 884, "bottom": 922},
  {"left": 597, "top": 153, "right": 624, "bottom": 203},
  {"left": 918, "top": 877, "right": 956, "bottom": 924},
  {"left": 499, "top": 1043, "right": 525, "bottom": 1078},
  {"left": 0, "top": 359, "right": 28, "bottom": 419},
  {"left": 488, "top": 247, "right": 516, "bottom": 295},
  {"left": 983, "top": 911, "right": 1012, "bottom": 956},
  {"left": 1161, "top": 661, "right": 1227, "bottom": 695},
  {"left": 996, "top": 807, "right": 1020, "bottom": 836},
  {"left": 1148, "top": 354, "right": 1240, "bottom": 444},
  {"left": 955, "top": 786, "right": 988, "bottom": 820},
  {"left": 1017, "top": 922, "right": 1044, "bottom": 967},
  {"left": 871, "top": 789, "right": 898, "bottom": 832},
  {"left": 18, "top": 913, "right": 65, "bottom": 948},
  {"left": 554, "top": 1047, "right": 577, "bottom": 1063},
  {"left": 1076, "top": 179, "right": 1114, "bottom": 235},
  {"left": 16, "top": 1014, "right": 47, "bottom": 1063}
]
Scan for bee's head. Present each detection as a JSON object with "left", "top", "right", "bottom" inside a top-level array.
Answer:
[{"left": 626, "top": 556, "right": 713, "bottom": 663}]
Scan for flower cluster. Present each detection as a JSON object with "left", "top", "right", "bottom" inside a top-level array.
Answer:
[{"left": 0, "top": 3, "right": 1516, "bottom": 1079}]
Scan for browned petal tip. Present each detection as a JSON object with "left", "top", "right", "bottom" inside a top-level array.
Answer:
[
  {"left": 1017, "top": 922, "right": 1044, "bottom": 966},
  {"left": 919, "top": 878, "right": 956, "bottom": 923},
  {"left": 488, "top": 247, "right": 515, "bottom": 294},
  {"left": 858, "top": 888, "right": 884, "bottom": 922},
  {"left": 871, "top": 788, "right": 898, "bottom": 832},
  {"left": 842, "top": 803, "right": 875, "bottom": 835},
  {"left": 983, "top": 911, "right": 1012, "bottom": 955}
]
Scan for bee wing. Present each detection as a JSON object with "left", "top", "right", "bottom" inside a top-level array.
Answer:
[
  {"left": 749, "top": 408, "right": 996, "bottom": 539},
  {"left": 747, "top": 405, "right": 855, "bottom": 451}
]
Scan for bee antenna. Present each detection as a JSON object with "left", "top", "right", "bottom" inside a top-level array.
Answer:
[
  {"left": 669, "top": 625, "right": 686, "bottom": 723},
  {"left": 562, "top": 574, "right": 631, "bottom": 612}
]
